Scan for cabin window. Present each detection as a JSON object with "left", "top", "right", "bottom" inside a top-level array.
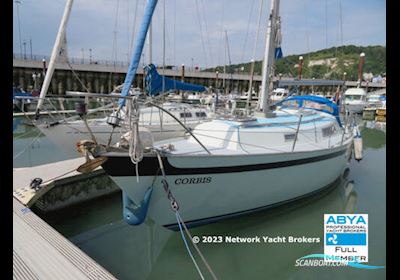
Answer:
[
  {"left": 345, "top": 95, "right": 362, "bottom": 101},
  {"left": 195, "top": 112, "right": 207, "bottom": 118},
  {"left": 180, "top": 112, "right": 192, "bottom": 118},
  {"left": 284, "top": 133, "right": 296, "bottom": 141},
  {"left": 322, "top": 126, "right": 335, "bottom": 137}
]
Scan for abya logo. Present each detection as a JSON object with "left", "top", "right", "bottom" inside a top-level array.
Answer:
[{"left": 295, "top": 215, "right": 385, "bottom": 269}]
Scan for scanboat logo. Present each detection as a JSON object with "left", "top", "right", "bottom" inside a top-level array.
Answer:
[{"left": 295, "top": 254, "right": 385, "bottom": 269}]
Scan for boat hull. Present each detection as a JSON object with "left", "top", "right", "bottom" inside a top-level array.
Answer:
[
  {"left": 345, "top": 102, "right": 367, "bottom": 113},
  {"left": 100, "top": 142, "right": 352, "bottom": 229}
]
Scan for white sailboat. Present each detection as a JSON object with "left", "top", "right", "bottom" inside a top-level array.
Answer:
[
  {"left": 37, "top": 102, "right": 211, "bottom": 158},
  {"left": 366, "top": 93, "right": 386, "bottom": 108},
  {"left": 32, "top": 0, "right": 211, "bottom": 158},
  {"left": 344, "top": 87, "right": 367, "bottom": 113},
  {"left": 343, "top": 52, "right": 368, "bottom": 113},
  {"left": 95, "top": 95, "right": 353, "bottom": 229},
  {"left": 270, "top": 88, "right": 289, "bottom": 102},
  {"left": 85, "top": 0, "right": 356, "bottom": 230}
]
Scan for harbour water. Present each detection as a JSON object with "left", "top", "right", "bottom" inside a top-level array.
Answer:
[{"left": 13, "top": 118, "right": 386, "bottom": 280}]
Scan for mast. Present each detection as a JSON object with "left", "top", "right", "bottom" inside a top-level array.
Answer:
[
  {"left": 162, "top": 0, "right": 165, "bottom": 93},
  {"left": 58, "top": 33, "right": 69, "bottom": 63},
  {"left": 246, "top": 59, "right": 255, "bottom": 113},
  {"left": 118, "top": 0, "right": 158, "bottom": 108},
  {"left": 224, "top": 30, "right": 232, "bottom": 95},
  {"left": 357, "top": 52, "right": 365, "bottom": 88},
  {"left": 35, "top": 0, "right": 74, "bottom": 118},
  {"left": 15, "top": 0, "right": 23, "bottom": 56},
  {"left": 223, "top": 30, "right": 227, "bottom": 95},
  {"left": 260, "top": 0, "right": 280, "bottom": 117}
]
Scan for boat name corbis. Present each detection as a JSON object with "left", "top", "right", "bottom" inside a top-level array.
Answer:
[{"left": 175, "top": 177, "right": 212, "bottom": 185}]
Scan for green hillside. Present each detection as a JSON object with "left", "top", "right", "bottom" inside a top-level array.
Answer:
[{"left": 206, "top": 45, "right": 386, "bottom": 80}]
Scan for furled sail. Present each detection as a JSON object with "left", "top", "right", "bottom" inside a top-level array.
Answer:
[
  {"left": 144, "top": 64, "right": 206, "bottom": 97},
  {"left": 275, "top": 47, "right": 283, "bottom": 59},
  {"left": 274, "top": 15, "right": 283, "bottom": 59},
  {"left": 118, "top": 0, "right": 158, "bottom": 107}
]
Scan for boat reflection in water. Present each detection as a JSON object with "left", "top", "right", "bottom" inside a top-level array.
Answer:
[
  {"left": 361, "top": 120, "right": 386, "bottom": 149},
  {"left": 69, "top": 177, "right": 357, "bottom": 280}
]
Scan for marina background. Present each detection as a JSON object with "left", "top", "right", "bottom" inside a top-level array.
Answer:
[{"left": 12, "top": 0, "right": 387, "bottom": 278}]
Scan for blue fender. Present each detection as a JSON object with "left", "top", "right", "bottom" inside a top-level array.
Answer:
[{"left": 122, "top": 186, "right": 153, "bottom": 225}]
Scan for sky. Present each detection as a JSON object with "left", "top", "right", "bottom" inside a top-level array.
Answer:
[{"left": 13, "top": 0, "right": 386, "bottom": 69}]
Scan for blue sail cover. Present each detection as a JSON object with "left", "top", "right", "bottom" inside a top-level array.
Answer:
[
  {"left": 118, "top": 0, "right": 158, "bottom": 107},
  {"left": 275, "top": 95, "right": 342, "bottom": 127},
  {"left": 275, "top": 17, "right": 283, "bottom": 59},
  {"left": 144, "top": 64, "right": 206, "bottom": 96},
  {"left": 275, "top": 47, "right": 283, "bottom": 59},
  {"left": 13, "top": 87, "right": 32, "bottom": 99}
]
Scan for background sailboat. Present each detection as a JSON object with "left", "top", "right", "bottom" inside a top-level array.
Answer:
[{"left": 32, "top": 0, "right": 212, "bottom": 158}]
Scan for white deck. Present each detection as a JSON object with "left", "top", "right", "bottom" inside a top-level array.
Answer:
[
  {"left": 13, "top": 158, "right": 115, "bottom": 279},
  {"left": 155, "top": 112, "right": 347, "bottom": 156},
  {"left": 157, "top": 137, "right": 345, "bottom": 156}
]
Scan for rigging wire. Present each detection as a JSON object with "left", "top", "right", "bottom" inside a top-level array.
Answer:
[
  {"left": 199, "top": 0, "right": 214, "bottom": 66},
  {"left": 162, "top": 0, "right": 173, "bottom": 70},
  {"left": 337, "top": 0, "right": 344, "bottom": 79},
  {"left": 111, "top": 0, "right": 120, "bottom": 66},
  {"left": 251, "top": 0, "right": 264, "bottom": 62},
  {"left": 194, "top": 0, "right": 208, "bottom": 68},
  {"left": 66, "top": 61, "right": 91, "bottom": 93},
  {"left": 129, "top": 0, "right": 139, "bottom": 58},
  {"left": 225, "top": 31, "right": 232, "bottom": 68},
  {"left": 338, "top": 0, "right": 343, "bottom": 46},
  {"left": 224, "top": 30, "right": 233, "bottom": 91},
  {"left": 173, "top": 0, "right": 176, "bottom": 67},
  {"left": 325, "top": 0, "right": 328, "bottom": 49},
  {"left": 162, "top": 0, "right": 165, "bottom": 92},
  {"left": 109, "top": 0, "right": 120, "bottom": 91},
  {"left": 154, "top": 151, "right": 218, "bottom": 280},
  {"left": 126, "top": 0, "right": 131, "bottom": 63},
  {"left": 240, "top": 0, "right": 256, "bottom": 63},
  {"left": 303, "top": 0, "right": 313, "bottom": 78},
  {"left": 217, "top": 0, "right": 226, "bottom": 67},
  {"left": 247, "top": 0, "right": 264, "bottom": 97},
  {"left": 15, "top": 0, "right": 23, "bottom": 55}
]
